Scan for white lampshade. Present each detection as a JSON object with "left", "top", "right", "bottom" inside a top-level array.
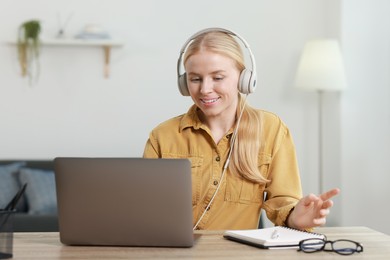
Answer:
[{"left": 294, "top": 39, "right": 347, "bottom": 91}]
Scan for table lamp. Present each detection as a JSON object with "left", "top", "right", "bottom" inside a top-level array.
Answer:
[{"left": 294, "top": 39, "right": 347, "bottom": 194}]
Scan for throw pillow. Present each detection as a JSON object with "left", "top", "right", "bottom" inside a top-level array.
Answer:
[
  {"left": 18, "top": 168, "right": 57, "bottom": 215},
  {"left": 0, "top": 162, "right": 27, "bottom": 212}
]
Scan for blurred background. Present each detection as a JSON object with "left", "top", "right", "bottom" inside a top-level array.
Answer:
[{"left": 1, "top": 0, "right": 389, "bottom": 233}]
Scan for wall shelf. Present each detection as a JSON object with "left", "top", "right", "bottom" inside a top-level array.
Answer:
[
  {"left": 41, "top": 38, "right": 124, "bottom": 47},
  {"left": 9, "top": 38, "right": 125, "bottom": 78}
]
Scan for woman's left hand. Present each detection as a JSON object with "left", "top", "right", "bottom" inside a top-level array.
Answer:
[{"left": 287, "top": 188, "right": 340, "bottom": 230}]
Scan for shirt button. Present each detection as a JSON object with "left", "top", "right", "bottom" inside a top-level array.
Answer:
[
  {"left": 216, "top": 156, "right": 220, "bottom": 162},
  {"left": 213, "top": 180, "right": 218, "bottom": 186}
]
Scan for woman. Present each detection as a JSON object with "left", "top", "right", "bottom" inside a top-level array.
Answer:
[{"left": 143, "top": 28, "right": 339, "bottom": 230}]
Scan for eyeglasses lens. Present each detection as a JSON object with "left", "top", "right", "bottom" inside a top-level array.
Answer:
[
  {"left": 332, "top": 240, "right": 360, "bottom": 255},
  {"left": 300, "top": 239, "right": 324, "bottom": 252}
]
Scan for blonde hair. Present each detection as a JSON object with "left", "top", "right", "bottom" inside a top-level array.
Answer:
[{"left": 184, "top": 30, "right": 269, "bottom": 184}]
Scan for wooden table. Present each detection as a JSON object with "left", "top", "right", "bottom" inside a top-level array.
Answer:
[{"left": 9, "top": 226, "right": 390, "bottom": 259}]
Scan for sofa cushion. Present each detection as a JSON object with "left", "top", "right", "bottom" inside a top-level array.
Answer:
[
  {"left": 0, "top": 162, "right": 27, "bottom": 212},
  {"left": 13, "top": 213, "right": 59, "bottom": 232},
  {"left": 18, "top": 168, "right": 57, "bottom": 215}
]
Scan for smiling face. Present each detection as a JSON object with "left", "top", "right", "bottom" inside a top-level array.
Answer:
[{"left": 185, "top": 50, "right": 241, "bottom": 122}]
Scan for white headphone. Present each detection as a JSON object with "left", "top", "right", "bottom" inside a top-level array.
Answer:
[{"left": 177, "top": 27, "right": 257, "bottom": 96}]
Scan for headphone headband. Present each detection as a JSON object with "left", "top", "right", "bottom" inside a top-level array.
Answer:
[{"left": 177, "top": 27, "right": 257, "bottom": 96}]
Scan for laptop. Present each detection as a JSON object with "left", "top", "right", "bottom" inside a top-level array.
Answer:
[{"left": 54, "top": 157, "right": 194, "bottom": 247}]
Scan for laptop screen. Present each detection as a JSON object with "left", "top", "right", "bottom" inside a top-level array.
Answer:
[{"left": 54, "top": 157, "right": 193, "bottom": 247}]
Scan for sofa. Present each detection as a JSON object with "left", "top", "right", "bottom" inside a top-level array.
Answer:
[
  {"left": 1, "top": 159, "right": 264, "bottom": 231},
  {"left": 0, "top": 160, "right": 58, "bottom": 232}
]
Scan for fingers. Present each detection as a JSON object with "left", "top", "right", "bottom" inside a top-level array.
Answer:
[
  {"left": 302, "top": 195, "right": 335, "bottom": 212},
  {"left": 313, "top": 209, "right": 330, "bottom": 226},
  {"left": 295, "top": 189, "right": 339, "bottom": 229},
  {"left": 302, "top": 193, "right": 319, "bottom": 207},
  {"left": 321, "top": 199, "right": 334, "bottom": 209},
  {"left": 313, "top": 217, "right": 327, "bottom": 226},
  {"left": 303, "top": 188, "right": 339, "bottom": 207},
  {"left": 319, "top": 188, "right": 340, "bottom": 201},
  {"left": 319, "top": 208, "right": 330, "bottom": 217}
]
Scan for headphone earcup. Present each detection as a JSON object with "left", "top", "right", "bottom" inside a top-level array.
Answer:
[
  {"left": 239, "top": 69, "right": 257, "bottom": 94},
  {"left": 178, "top": 73, "right": 190, "bottom": 96}
]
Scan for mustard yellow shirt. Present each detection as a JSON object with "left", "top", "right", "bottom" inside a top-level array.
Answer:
[{"left": 143, "top": 105, "right": 302, "bottom": 230}]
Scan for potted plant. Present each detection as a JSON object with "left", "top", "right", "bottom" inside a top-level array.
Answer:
[{"left": 17, "top": 20, "right": 41, "bottom": 84}]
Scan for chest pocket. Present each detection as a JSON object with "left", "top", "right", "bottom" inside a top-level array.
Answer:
[
  {"left": 225, "top": 153, "right": 271, "bottom": 204},
  {"left": 161, "top": 153, "right": 203, "bottom": 205}
]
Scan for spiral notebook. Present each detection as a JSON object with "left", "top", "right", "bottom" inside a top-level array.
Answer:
[{"left": 223, "top": 226, "right": 325, "bottom": 249}]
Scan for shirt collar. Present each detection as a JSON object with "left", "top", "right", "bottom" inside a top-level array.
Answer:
[
  {"left": 179, "top": 105, "right": 203, "bottom": 132},
  {"left": 179, "top": 105, "right": 235, "bottom": 136}
]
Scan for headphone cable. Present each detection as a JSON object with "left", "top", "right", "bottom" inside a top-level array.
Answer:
[{"left": 193, "top": 94, "right": 248, "bottom": 230}]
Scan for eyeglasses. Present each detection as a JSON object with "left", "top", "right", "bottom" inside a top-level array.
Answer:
[{"left": 298, "top": 238, "right": 364, "bottom": 255}]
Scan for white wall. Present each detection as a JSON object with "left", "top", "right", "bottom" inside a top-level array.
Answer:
[
  {"left": 2, "top": 0, "right": 380, "bottom": 231},
  {"left": 341, "top": 0, "right": 390, "bottom": 234},
  {"left": 1, "top": 0, "right": 330, "bottom": 166}
]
